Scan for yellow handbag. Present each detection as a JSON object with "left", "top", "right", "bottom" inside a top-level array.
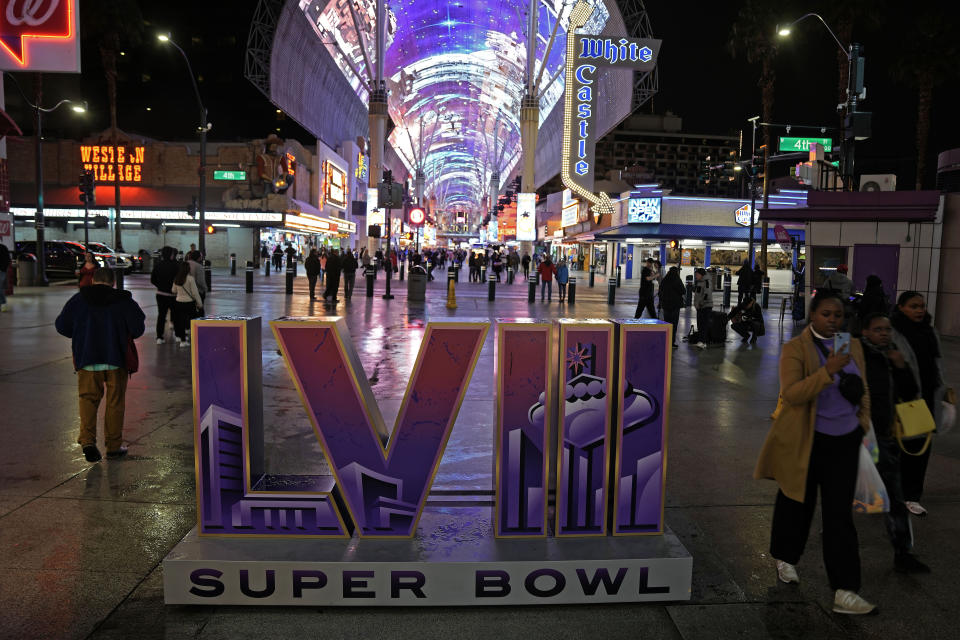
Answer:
[{"left": 894, "top": 399, "right": 936, "bottom": 456}]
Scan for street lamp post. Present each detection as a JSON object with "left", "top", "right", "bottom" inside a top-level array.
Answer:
[
  {"left": 777, "top": 13, "right": 866, "bottom": 190},
  {"left": 747, "top": 115, "right": 759, "bottom": 269},
  {"left": 159, "top": 34, "right": 209, "bottom": 255},
  {"left": 3, "top": 72, "right": 85, "bottom": 285}
]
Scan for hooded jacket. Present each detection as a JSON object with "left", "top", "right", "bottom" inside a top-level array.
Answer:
[
  {"left": 151, "top": 258, "right": 179, "bottom": 297},
  {"left": 55, "top": 285, "right": 146, "bottom": 370}
]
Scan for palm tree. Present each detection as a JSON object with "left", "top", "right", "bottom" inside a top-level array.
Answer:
[
  {"left": 727, "top": 0, "right": 796, "bottom": 151},
  {"left": 81, "top": 0, "right": 144, "bottom": 251},
  {"left": 892, "top": 6, "right": 959, "bottom": 189}
]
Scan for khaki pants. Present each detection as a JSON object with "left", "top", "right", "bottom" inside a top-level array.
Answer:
[{"left": 78, "top": 369, "right": 128, "bottom": 451}]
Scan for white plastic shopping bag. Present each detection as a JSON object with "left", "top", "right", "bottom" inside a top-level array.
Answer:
[{"left": 853, "top": 444, "right": 889, "bottom": 514}]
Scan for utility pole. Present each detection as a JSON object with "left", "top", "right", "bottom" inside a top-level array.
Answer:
[{"left": 747, "top": 116, "right": 759, "bottom": 269}]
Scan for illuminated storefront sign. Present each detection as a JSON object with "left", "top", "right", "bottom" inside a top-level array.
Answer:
[
  {"left": 367, "top": 187, "right": 384, "bottom": 226},
  {"left": 516, "top": 192, "right": 536, "bottom": 242},
  {"left": 323, "top": 161, "right": 347, "bottom": 210},
  {"left": 627, "top": 197, "right": 661, "bottom": 224},
  {"left": 355, "top": 152, "right": 368, "bottom": 181},
  {"left": 734, "top": 204, "right": 758, "bottom": 227},
  {"left": 11, "top": 206, "right": 283, "bottom": 222},
  {"left": 79, "top": 145, "right": 146, "bottom": 183},
  {"left": 0, "top": 0, "right": 79, "bottom": 72},
  {"left": 561, "top": 1, "right": 660, "bottom": 223}
]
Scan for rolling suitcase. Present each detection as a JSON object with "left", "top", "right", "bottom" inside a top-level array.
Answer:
[{"left": 708, "top": 310, "right": 728, "bottom": 343}]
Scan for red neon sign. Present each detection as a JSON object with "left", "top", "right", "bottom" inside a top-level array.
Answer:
[
  {"left": 79, "top": 145, "right": 146, "bottom": 183},
  {"left": 0, "top": 0, "right": 73, "bottom": 67}
]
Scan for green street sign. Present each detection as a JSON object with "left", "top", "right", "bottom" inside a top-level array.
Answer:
[
  {"left": 779, "top": 137, "right": 833, "bottom": 153},
  {"left": 213, "top": 170, "right": 247, "bottom": 181}
]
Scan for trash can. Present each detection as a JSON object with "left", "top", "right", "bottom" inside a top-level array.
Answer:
[
  {"left": 17, "top": 255, "right": 37, "bottom": 287},
  {"left": 408, "top": 269, "right": 427, "bottom": 302}
]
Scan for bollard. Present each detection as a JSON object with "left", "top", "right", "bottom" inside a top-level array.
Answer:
[
  {"left": 685, "top": 274, "right": 694, "bottom": 307},
  {"left": 589, "top": 267, "right": 596, "bottom": 288},
  {"left": 488, "top": 272, "right": 496, "bottom": 301},
  {"left": 568, "top": 276, "right": 577, "bottom": 304},
  {"left": 230, "top": 254, "right": 237, "bottom": 276},
  {"left": 762, "top": 276, "right": 770, "bottom": 309},
  {"left": 115, "top": 267, "right": 124, "bottom": 291},
  {"left": 617, "top": 265, "right": 622, "bottom": 288},
  {"left": 292, "top": 261, "right": 298, "bottom": 277},
  {"left": 507, "top": 266, "right": 514, "bottom": 284},
  {"left": 285, "top": 268, "right": 294, "bottom": 295},
  {"left": 528, "top": 275, "right": 537, "bottom": 303},
  {"left": 722, "top": 272, "right": 732, "bottom": 309},
  {"left": 607, "top": 277, "right": 617, "bottom": 305},
  {"left": 365, "top": 266, "right": 375, "bottom": 297},
  {"left": 204, "top": 260, "right": 212, "bottom": 293},
  {"left": 399, "top": 263, "right": 405, "bottom": 281},
  {"left": 446, "top": 267, "right": 457, "bottom": 310},
  {"left": 245, "top": 261, "right": 254, "bottom": 293},
  {"left": 264, "top": 259, "right": 270, "bottom": 277},
  {"left": 480, "top": 265, "right": 487, "bottom": 284}
]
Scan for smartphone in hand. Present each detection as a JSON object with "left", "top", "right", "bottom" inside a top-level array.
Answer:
[{"left": 834, "top": 332, "right": 851, "bottom": 355}]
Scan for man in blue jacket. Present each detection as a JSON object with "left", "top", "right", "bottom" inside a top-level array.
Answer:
[{"left": 55, "top": 268, "right": 146, "bottom": 462}]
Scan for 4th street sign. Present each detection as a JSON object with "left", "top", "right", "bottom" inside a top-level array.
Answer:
[{"left": 778, "top": 137, "right": 833, "bottom": 153}]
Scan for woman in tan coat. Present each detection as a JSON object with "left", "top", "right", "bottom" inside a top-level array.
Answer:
[{"left": 755, "top": 291, "right": 875, "bottom": 615}]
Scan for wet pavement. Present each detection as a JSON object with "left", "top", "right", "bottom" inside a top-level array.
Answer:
[{"left": 1, "top": 269, "right": 957, "bottom": 639}]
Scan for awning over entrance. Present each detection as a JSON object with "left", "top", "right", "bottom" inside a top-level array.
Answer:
[
  {"left": 758, "top": 190, "right": 941, "bottom": 222},
  {"left": 593, "top": 223, "right": 804, "bottom": 243}
]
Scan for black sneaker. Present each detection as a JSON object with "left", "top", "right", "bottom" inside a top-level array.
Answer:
[
  {"left": 895, "top": 552, "right": 931, "bottom": 574},
  {"left": 106, "top": 446, "right": 129, "bottom": 460},
  {"left": 82, "top": 445, "right": 102, "bottom": 462}
]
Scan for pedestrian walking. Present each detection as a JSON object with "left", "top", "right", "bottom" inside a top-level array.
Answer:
[
  {"left": 521, "top": 253, "right": 531, "bottom": 280},
  {"left": 305, "top": 248, "right": 321, "bottom": 300},
  {"left": 186, "top": 250, "right": 207, "bottom": 302},
  {"left": 659, "top": 266, "right": 686, "bottom": 348},
  {"left": 859, "top": 312, "right": 930, "bottom": 574},
  {"left": 322, "top": 249, "right": 342, "bottom": 302},
  {"left": 172, "top": 262, "right": 203, "bottom": 347},
  {"left": 341, "top": 249, "right": 358, "bottom": 299},
  {"left": 77, "top": 251, "right": 97, "bottom": 288},
  {"left": 285, "top": 243, "right": 296, "bottom": 269},
  {"left": 150, "top": 246, "right": 179, "bottom": 344},
  {"left": 55, "top": 267, "right": 145, "bottom": 462},
  {"left": 634, "top": 258, "right": 657, "bottom": 319},
  {"left": 736, "top": 263, "right": 752, "bottom": 304},
  {"left": 537, "top": 255, "right": 556, "bottom": 301},
  {"left": 755, "top": 290, "right": 876, "bottom": 615},
  {"left": 890, "top": 291, "right": 947, "bottom": 517},
  {"left": 273, "top": 245, "right": 283, "bottom": 270},
  {"left": 556, "top": 260, "right": 569, "bottom": 302}
]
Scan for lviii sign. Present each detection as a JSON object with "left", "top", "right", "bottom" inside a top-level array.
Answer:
[
  {"left": 167, "top": 316, "right": 686, "bottom": 606},
  {"left": 189, "top": 317, "right": 671, "bottom": 539}
]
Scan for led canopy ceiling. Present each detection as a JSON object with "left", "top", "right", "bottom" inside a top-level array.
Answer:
[{"left": 301, "top": 0, "right": 617, "bottom": 211}]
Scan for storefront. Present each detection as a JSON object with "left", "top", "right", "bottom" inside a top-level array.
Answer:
[{"left": 586, "top": 190, "right": 807, "bottom": 285}]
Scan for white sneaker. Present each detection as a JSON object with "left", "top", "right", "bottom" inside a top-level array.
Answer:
[
  {"left": 179, "top": 340, "right": 190, "bottom": 348},
  {"left": 156, "top": 338, "right": 165, "bottom": 345},
  {"left": 833, "top": 589, "right": 876, "bottom": 615},
  {"left": 905, "top": 501, "right": 927, "bottom": 517},
  {"left": 776, "top": 560, "right": 799, "bottom": 584},
  {"left": 695, "top": 342, "right": 707, "bottom": 350}
]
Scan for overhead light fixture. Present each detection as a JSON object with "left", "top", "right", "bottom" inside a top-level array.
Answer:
[
  {"left": 777, "top": 25, "right": 791, "bottom": 37},
  {"left": 157, "top": 33, "right": 170, "bottom": 42}
]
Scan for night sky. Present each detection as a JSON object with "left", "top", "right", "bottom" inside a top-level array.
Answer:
[{"left": 5, "top": 0, "right": 959, "bottom": 189}]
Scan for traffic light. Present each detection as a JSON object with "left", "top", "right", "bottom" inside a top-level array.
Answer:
[
  {"left": 78, "top": 169, "right": 95, "bottom": 205},
  {"left": 206, "top": 225, "right": 216, "bottom": 234},
  {"left": 669, "top": 239, "right": 679, "bottom": 250}
]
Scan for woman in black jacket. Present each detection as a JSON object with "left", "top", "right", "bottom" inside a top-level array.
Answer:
[
  {"left": 890, "top": 291, "right": 945, "bottom": 517},
  {"left": 860, "top": 312, "right": 929, "bottom": 573},
  {"left": 658, "top": 266, "right": 686, "bottom": 349},
  {"left": 727, "top": 295, "right": 765, "bottom": 344}
]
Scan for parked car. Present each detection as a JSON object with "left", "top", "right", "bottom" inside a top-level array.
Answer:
[
  {"left": 61, "top": 241, "right": 115, "bottom": 269},
  {"left": 82, "top": 241, "right": 142, "bottom": 273},
  {"left": 14, "top": 241, "right": 85, "bottom": 279}
]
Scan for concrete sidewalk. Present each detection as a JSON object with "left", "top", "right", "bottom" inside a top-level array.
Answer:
[{"left": 0, "top": 278, "right": 956, "bottom": 639}]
